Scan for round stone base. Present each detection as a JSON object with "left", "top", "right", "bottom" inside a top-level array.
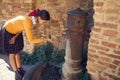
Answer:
[{"left": 62, "top": 63, "right": 82, "bottom": 80}]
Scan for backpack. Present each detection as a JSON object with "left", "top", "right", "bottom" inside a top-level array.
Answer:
[{"left": 0, "top": 19, "right": 6, "bottom": 53}]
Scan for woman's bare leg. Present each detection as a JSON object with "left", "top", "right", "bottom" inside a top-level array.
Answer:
[
  {"left": 9, "top": 54, "right": 17, "bottom": 71},
  {"left": 15, "top": 52, "right": 22, "bottom": 69},
  {"left": 15, "top": 52, "right": 25, "bottom": 78}
]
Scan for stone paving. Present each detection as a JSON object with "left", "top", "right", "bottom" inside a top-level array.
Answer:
[
  {"left": 0, "top": 54, "right": 15, "bottom": 80},
  {"left": 0, "top": 54, "right": 32, "bottom": 80}
]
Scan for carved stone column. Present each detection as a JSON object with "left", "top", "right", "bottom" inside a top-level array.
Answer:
[{"left": 62, "top": 8, "right": 87, "bottom": 80}]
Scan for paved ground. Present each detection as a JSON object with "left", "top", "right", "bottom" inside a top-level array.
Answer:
[{"left": 0, "top": 54, "right": 32, "bottom": 80}]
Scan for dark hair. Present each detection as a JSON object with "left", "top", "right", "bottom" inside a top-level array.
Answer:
[{"left": 35, "top": 10, "right": 50, "bottom": 20}]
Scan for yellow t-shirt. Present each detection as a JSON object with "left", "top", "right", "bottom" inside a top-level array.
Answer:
[{"left": 4, "top": 15, "right": 45, "bottom": 43}]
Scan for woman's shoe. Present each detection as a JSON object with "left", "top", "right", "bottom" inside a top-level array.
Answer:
[
  {"left": 15, "top": 70, "right": 22, "bottom": 80},
  {"left": 17, "top": 67, "right": 26, "bottom": 78}
]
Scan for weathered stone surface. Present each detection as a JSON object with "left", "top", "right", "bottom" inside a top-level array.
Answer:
[{"left": 87, "top": 0, "right": 120, "bottom": 80}]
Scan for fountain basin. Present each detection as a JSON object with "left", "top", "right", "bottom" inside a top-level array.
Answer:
[{"left": 23, "top": 62, "right": 61, "bottom": 80}]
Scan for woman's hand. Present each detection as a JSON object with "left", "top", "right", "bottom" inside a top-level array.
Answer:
[
  {"left": 9, "top": 36, "right": 16, "bottom": 44},
  {"left": 8, "top": 32, "right": 21, "bottom": 44},
  {"left": 47, "top": 39, "right": 53, "bottom": 43},
  {"left": 44, "top": 39, "right": 54, "bottom": 43}
]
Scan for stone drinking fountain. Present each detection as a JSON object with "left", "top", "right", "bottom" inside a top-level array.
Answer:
[{"left": 62, "top": 8, "right": 88, "bottom": 80}]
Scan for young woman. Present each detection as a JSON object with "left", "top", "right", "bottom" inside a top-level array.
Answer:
[{"left": 3, "top": 9, "right": 51, "bottom": 80}]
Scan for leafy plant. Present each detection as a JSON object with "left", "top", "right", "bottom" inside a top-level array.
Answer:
[
  {"left": 78, "top": 68, "right": 92, "bottom": 80},
  {"left": 21, "top": 43, "right": 92, "bottom": 80},
  {"left": 51, "top": 49, "right": 65, "bottom": 64},
  {"left": 21, "top": 42, "right": 65, "bottom": 65}
]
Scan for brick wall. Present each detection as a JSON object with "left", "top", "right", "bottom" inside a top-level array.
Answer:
[
  {"left": 0, "top": 0, "right": 34, "bottom": 19},
  {"left": 0, "top": 0, "right": 35, "bottom": 53},
  {"left": 87, "top": 0, "right": 120, "bottom": 80},
  {"left": 33, "top": 0, "right": 80, "bottom": 49},
  {"left": 34, "top": 0, "right": 93, "bottom": 50}
]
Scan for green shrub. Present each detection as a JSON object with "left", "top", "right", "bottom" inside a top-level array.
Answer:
[
  {"left": 21, "top": 43, "right": 92, "bottom": 79},
  {"left": 51, "top": 49, "right": 65, "bottom": 64},
  {"left": 78, "top": 68, "right": 92, "bottom": 80},
  {"left": 21, "top": 42, "right": 65, "bottom": 65}
]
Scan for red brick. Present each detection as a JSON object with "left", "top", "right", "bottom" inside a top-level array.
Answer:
[
  {"left": 97, "top": 51, "right": 120, "bottom": 62},
  {"left": 112, "top": 60, "right": 120, "bottom": 66},
  {"left": 88, "top": 56, "right": 96, "bottom": 62},
  {"left": 95, "top": 22, "right": 118, "bottom": 29},
  {"left": 97, "top": 60, "right": 109, "bottom": 67},
  {"left": 103, "top": 30, "right": 118, "bottom": 36},
  {"left": 118, "top": 67, "right": 120, "bottom": 71},
  {"left": 89, "top": 38, "right": 100, "bottom": 44},
  {"left": 98, "top": 56, "right": 112, "bottom": 62},
  {"left": 92, "top": 27, "right": 102, "bottom": 33},
  {"left": 103, "top": 23, "right": 118, "bottom": 29},
  {"left": 103, "top": 72, "right": 120, "bottom": 80},
  {"left": 109, "top": 64, "right": 117, "bottom": 69},
  {"left": 105, "top": 9, "right": 119, "bottom": 15},
  {"left": 104, "top": 0, "right": 119, "bottom": 8},
  {"left": 3, "top": 0, "right": 14, "bottom": 3},
  {"left": 94, "top": 14, "right": 104, "bottom": 22},
  {"left": 98, "top": 51, "right": 120, "bottom": 60},
  {"left": 117, "top": 71, "right": 120, "bottom": 76},
  {"left": 88, "top": 48, "right": 96, "bottom": 53},
  {"left": 89, "top": 44, "right": 110, "bottom": 51},
  {"left": 106, "top": 69, "right": 116, "bottom": 74},
  {"left": 94, "top": 7, "right": 104, "bottom": 13},
  {"left": 87, "top": 66, "right": 97, "bottom": 73},
  {"left": 13, "top": 3, "right": 21, "bottom": 8},
  {"left": 114, "top": 50, "right": 120, "bottom": 55},
  {"left": 95, "top": 63, "right": 107, "bottom": 70},
  {"left": 107, "top": 54, "right": 120, "bottom": 60},
  {"left": 88, "top": 53, "right": 99, "bottom": 59},
  {"left": 92, "top": 33, "right": 104, "bottom": 39},
  {"left": 94, "top": 2, "right": 104, "bottom": 7},
  {"left": 101, "top": 41, "right": 117, "bottom": 48},
  {"left": 105, "top": 15, "right": 118, "bottom": 23},
  {"left": 108, "top": 38, "right": 120, "bottom": 43},
  {"left": 14, "top": 0, "right": 21, "bottom": 3},
  {"left": 99, "top": 75, "right": 108, "bottom": 80},
  {"left": 118, "top": 45, "right": 120, "bottom": 50},
  {"left": 88, "top": 61, "right": 106, "bottom": 70},
  {"left": 24, "top": 0, "right": 32, "bottom": 3}
]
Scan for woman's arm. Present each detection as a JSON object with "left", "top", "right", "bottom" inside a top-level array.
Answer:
[
  {"left": 9, "top": 32, "right": 21, "bottom": 44},
  {"left": 14, "top": 32, "right": 21, "bottom": 38},
  {"left": 23, "top": 17, "right": 46, "bottom": 44}
]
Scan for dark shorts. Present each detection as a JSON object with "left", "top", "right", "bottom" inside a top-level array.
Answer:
[{"left": 3, "top": 29, "right": 24, "bottom": 54}]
